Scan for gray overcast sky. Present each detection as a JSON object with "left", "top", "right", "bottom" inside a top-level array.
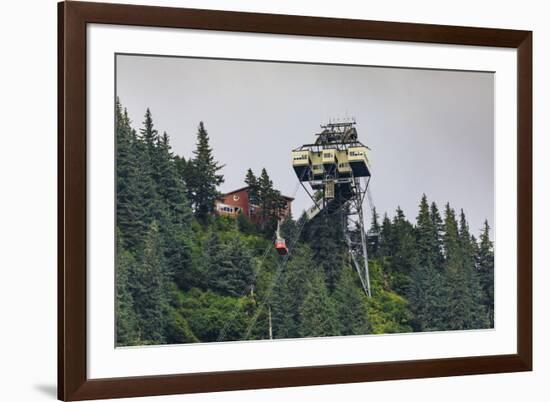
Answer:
[{"left": 116, "top": 54, "right": 494, "bottom": 237}]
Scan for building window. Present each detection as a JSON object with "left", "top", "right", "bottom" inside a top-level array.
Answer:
[{"left": 233, "top": 194, "right": 240, "bottom": 201}]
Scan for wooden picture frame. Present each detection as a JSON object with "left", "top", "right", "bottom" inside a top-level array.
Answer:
[{"left": 58, "top": 1, "right": 532, "bottom": 400}]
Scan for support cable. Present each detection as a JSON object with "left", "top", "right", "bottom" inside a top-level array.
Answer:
[
  {"left": 216, "top": 169, "right": 307, "bottom": 343},
  {"left": 242, "top": 213, "right": 310, "bottom": 340}
]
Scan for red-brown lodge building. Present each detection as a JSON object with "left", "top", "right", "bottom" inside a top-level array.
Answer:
[{"left": 215, "top": 186, "right": 293, "bottom": 223}]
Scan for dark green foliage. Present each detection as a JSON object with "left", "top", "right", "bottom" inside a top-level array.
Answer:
[
  {"left": 115, "top": 233, "right": 139, "bottom": 346},
  {"left": 378, "top": 213, "right": 393, "bottom": 257},
  {"left": 174, "top": 154, "right": 186, "bottom": 177},
  {"left": 439, "top": 204, "right": 468, "bottom": 330},
  {"left": 115, "top": 100, "right": 494, "bottom": 346},
  {"left": 209, "top": 236, "right": 255, "bottom": 297},
  {"left": 258, "top": 168, "right": 274, "bottom": 206},
  {"left": 256, "top": 168, "right": 286, "bottom": 233},
  {"left": 156, "top": 132, "right": 195, "bottom": 291},
  {"left": 140, "top": 108, "right": 158, "bottom": 150},
  {"left": 303, "top": 211, "right": 347, "bottom": 291},
  {"left": 438, "top": 207, "right": 490, "bottom": 330},
  {"left": 416, "top": 195, "right": 438, "bottom": 270},
  {"left": 407, "top": 195, "right": 439, "bottom": 331},
  {"left": 299, "top": 270, "right": 340, "bottom": 338},
  {"left": 367, "top": 207, "right": 381, "bottom": 257},
  {"left": 116, "top": 100, "right": 155, "bottom": 252},
  {"left": 270, "top": 246, "right": 315, "bottom": 338},
  {"left": 429, "top": 202, "right": 445, "bottom": 268},
  {"left": 130, "top": 221, "right": 170, "bottom": 344},
  {"left": 280, "top": 214, "right": 298, "bottom": 245},
  {"left": 180, "top": 288, "right": 254, "bottom": 342},
  {"left": 164, "top": 284, "right": 198, "bottom": 344},
  {"left": 236, "top": 212, "right": 258, "bottom": 234},
  {"left": 245, "top": 168, "right": 259, "bottom": 205},
  {"left": 156, "top": 132, "right": 191, "bottom": 221},
  {"left": 478, "top": 220, "right": 495, "bottom": 326},
  {"left": 270, "top": 277, "right": 296, "bottom": 339},
  {"left": 458, "top": 210, "right": 489, "bottom": 329},
  {"left": 198, "top": 230, "right": 224, "bottom": 289},
  {"left": 334, "top": 266, "right": 370, "bottom": 335},
  {"left": 407, "top": 265, "right": 447, "bottom": 331},
  {"left": 443, "top": 203, "right": 461, "bottom": 265},
  {"left": 185, "top": 122, "right": 224, "bottom": 222},
  {"left": 385, "top": 207, "right": 418, "bottom": 294}
]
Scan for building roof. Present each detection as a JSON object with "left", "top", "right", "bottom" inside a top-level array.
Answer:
[
  {"left": 220, "top": 186, "right": 294, "bottom": 201},
  {"left": 221, "top": 186, "right": 249, "bottom": 196}
]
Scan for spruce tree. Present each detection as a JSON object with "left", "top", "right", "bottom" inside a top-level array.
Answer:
[
  {"left": 270, "top": 273, "right": 296, "bottom": 339},
  {"left": 389, "top": 207, "right": 418, "bottom": 293},
  {"left": 115, "top": 231, "right": 139, "bottom": 345},
  {"left": 129, "top": 221, "right": 170, "bottom": 344},
  {"left": 443, "top": 203, "right": 461, "bottom": 265},
  {"left": 299, "top": 270, "right": 340, "bottom": 338},
  {"left": 258, "top": 168, "right": 273, "bottom": 203},
  {"left": 140, "top": 108, "right": 159, "bottom": 152},
  {"left": 370, "top": 207, "right": 381, "bottom": 233},
  {"left": 416, "top": 195, "right": 437, "bottom": 269},
  {"left": 116, "top": 101, "right": 153, "bottom": 252},
  {"left": 272, "top": 246, "right": 316, "bottom": 338},
  {"left": 186, "top": 122, "right": 224, "bottom": 222},
  {"left": 199, "top": 230, "right": 224, "bottom": 290},
  {"left": 154, "top": 131, "right": 194, "bottom": 290},
  {"left": 296, "top": 211, "right": 309, "bottom": 242},
  {"left": 334, "top": 266, "right": 370, "bottom": 335},
  {"left": 156, "top": 132, "right": 191, "bottom": 221},
  {"left": 138, "top": 109, "right": 163, "bottom": 222},
  {"left": 244, "top": 168, "right": 260, "bottom": 206},
  {"left": 441, "top": 204, "right": 465, "bottom": 330},
  {"left": 408, "top": 195, "right": 441, "bottom": 331},
  {"left": 408, "top": 264, "right": 448, "bottom": 331},
  {"left": 115, "top": 99, "right": 134, "bottom": 245},
  {"left": 460, "top": 210, "right": 489, "bottom": 328},
  {"left": 367, "top": 207, "right": 381, "bottom": 257},
  {"left": 477, "top": 220, "right": 494, "bottom": 326},
  {"left": 174, "top": 154, "right": 187, "bottom": 179},
  {"left": 131, "top": 108, "right": 162, "bottom": 236},
  {"left": 236, "top": 211, "right": 257, "bottom": 234},
  {"left": 429, "top": 201, "right": 445, "bottom": 269},
  {"left": 280, "top": 214, "right": 298, "bottom": 245},
  {"left": 257, "top": 168, "right": 283, "bottom": 231},
  {"left": 379, "top": 213, "right": 394, "bottom": 257},
  {"left": 304, "top": 210, "right": 347, "bottom": 291},
  {"left": 208, "top": 236, "right": 255, "bottom": 297},
  {"left": 440, "top": 206, "right": 488, "bottom": 330}
]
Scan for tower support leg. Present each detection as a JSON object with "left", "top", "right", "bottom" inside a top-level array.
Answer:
[
  {"left": 342, "top": 177, "right": 371, "bottom": 297},
  {"left": 356, "top": 195, "right": 371, "bottom": 297}
]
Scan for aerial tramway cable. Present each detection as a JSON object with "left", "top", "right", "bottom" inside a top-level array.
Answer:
[
  {"left": 216, "top": 170, "right": 307, "bottom": 343},
  {"left": 242, "top": 213, "right": 311, "bottom": 340}
]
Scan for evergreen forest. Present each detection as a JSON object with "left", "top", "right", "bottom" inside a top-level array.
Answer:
[{"left": 115, "top": 100, "right": 495, "bottom": 346}]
